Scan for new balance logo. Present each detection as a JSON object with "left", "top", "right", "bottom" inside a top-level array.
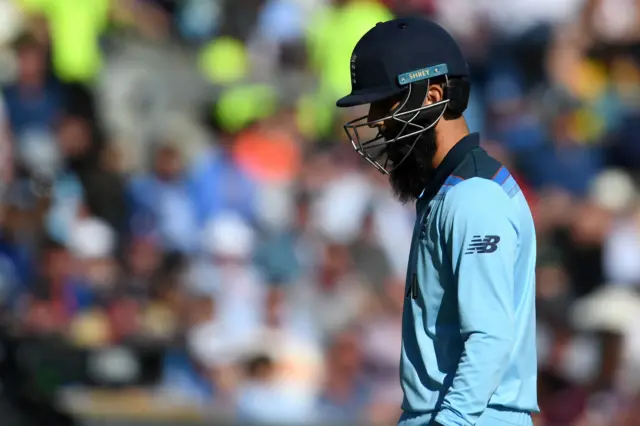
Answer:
[{"left": 465, "top": 235, "right": 501, "bottom": 254}]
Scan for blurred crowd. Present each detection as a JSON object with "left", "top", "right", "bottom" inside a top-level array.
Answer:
[{"left": 0, "top": 0, "right": 639, "bottom": 425}]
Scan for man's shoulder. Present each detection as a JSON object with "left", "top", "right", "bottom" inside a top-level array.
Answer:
[
  {"left": 452, "top": 147, "right": 503, "bottom": 182},
  {"left": 443, "top": 148, "right": 521, "bottom": 202},
  {"left": 438, "top": 151, "right": 518, "bottom": 222}
]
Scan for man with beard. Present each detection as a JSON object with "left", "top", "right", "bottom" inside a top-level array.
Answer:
[{"left": 336, "top": 18, "right": 538, "bottom": 426}]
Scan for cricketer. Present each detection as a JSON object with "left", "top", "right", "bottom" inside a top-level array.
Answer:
[{"left": 336, "top": 17, "right": 539, "bottom": 426}]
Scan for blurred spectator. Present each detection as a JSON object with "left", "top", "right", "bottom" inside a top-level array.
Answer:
[
  {"left": 317, "top": 330, "right": 371, "bottom": 422},
  {"left": 306, "top": 0, "right": 393, "bottom": 101},
  {"left": 295, "top": 240, "right": 372, "bottom": 338},
  {"left": 3, "top": 34, "right": 62, "bottom": 179},
  {"left": 20, "top": 0, "right": 110, "bottom": 83},
  {"left": 176, "top": 0, "right": 222, "bottom": 44},
  {"left": 360, "top": 279, "right": 403, "bottom": 424},
  {"left": 129, "top": 142, "right": 199, "bottom": 252},
  {"left": 236, "top": 353, "right": 314, "bottom": 424},
  {"left": 234, "top": 285, "right": 323, "bottom": 423},
  {"left": 520, "top": 88, "right": 605, "bottom": 197},
  {"left": 163, "top": 289, "right": 217, "bottom": 405},
  {"left": 254, "top": 189, "right": 314, "bottom": 285},
  {"left": 187, "top": 119, "right": 258, "bottom": 225},
  {"left": 188, "top": 212, "right": 266, "bottom": 338}
]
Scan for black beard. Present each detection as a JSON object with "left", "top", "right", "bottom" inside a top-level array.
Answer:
[{"left": 386, "top": 128, "right": 437, "bottom": 204}]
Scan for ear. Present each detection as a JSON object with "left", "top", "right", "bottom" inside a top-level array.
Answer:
[{"left": 425, "top": 84, "right": 444, "bottom": 106}]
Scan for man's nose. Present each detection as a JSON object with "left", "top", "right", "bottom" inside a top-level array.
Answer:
[
  {"left": 367, "top": 118, "right": 385, "bottom": 130},
  {"left": 367, "top": 108, "right": 387, "bottom": 129}
]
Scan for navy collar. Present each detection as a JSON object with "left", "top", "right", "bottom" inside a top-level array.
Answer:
[{"left": 419, "top": 132, "right": 480, "bottom": 200}]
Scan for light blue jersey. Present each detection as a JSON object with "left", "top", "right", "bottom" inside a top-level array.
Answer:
[{"left": 399, "top": 134, "right": 538, "bottom": 426}]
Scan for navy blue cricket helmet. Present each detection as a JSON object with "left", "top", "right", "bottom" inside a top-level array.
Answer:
[{"left": 336, "top": 17, "right": 470, "bottom": 174}]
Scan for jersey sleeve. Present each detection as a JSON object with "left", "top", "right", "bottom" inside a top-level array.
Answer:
[{"left": 435, "top": 178, "right": 518, "bottom": 426}]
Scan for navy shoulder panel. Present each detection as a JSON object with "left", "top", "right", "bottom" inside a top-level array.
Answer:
[
  {"left": 443, "top": 148, "right": 521, "bottom": 198},
  {"left": 452, "top": 148, "right": 502, "bottom": 181}
]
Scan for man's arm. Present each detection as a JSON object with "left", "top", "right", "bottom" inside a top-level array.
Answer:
[{"left": 435, "top": 178, "right": 517, "bottom": 426}]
